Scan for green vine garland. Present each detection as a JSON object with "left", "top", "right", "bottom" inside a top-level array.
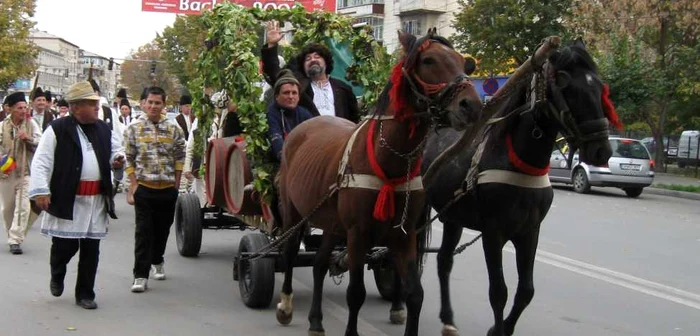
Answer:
[{"left": 189, "top": 4, "right": 393, "bottom": 204}]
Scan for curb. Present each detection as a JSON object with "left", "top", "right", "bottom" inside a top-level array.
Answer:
[{"left": 645, "top": 187, "right": 700, "bottom": 201}]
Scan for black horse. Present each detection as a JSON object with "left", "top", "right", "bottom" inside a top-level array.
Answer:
[{"left": 422, "top": 41, "right": 615, "bottom": 336}]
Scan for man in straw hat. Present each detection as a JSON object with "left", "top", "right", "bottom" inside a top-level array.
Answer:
[
  {"left": 0, "top": 92, "right": 42, "bottom": 255},
  {"left": 28, "top": 81, "right": 125, "bottom": 309}
]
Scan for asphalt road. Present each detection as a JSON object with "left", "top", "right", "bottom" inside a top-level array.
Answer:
[{"left": 1, "top": 186, "right": 699, "bottom": 336}]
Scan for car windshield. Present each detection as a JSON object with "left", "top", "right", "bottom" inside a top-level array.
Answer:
[{"left": 610, "top": 139, "right": 649, "bottom": 159}]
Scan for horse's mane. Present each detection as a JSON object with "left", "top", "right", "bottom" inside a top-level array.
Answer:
[{"left": 549, "top": 43, "right": 598, "bottom": 74}]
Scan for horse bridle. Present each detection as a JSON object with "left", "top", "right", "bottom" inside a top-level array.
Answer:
[
  {"left": 400, "top": 38, "right": 475, "bottom": 122},
  {"left": 537, "top": 62, "right": 610, "bottom": 148}
]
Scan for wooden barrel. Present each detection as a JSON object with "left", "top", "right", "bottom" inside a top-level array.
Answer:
[
  {"left": 205, "top": 137, "right": 236, "bottom": 208},
  {"left": 223, "top": 139, "right": 263, "bottom": 216}
]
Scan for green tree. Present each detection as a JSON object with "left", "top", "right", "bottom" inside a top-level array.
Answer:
[
  {"left": 120, "top": 42, "right": 180, "bottom": 106},
  {"left": 156, "top": 15, "right": 207, "bottom": 86},
  {"left": 571, "top": 0, "right": 699, "bottom": 168},
  {"left": 0, "top": 0, "right": 38, "bottom": 90},
  {"left": 452, "top": 0, "right": 572, "bottom": 74}
]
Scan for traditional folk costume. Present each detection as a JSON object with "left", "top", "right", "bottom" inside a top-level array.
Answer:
[
  {"left": 30, "top": 87, "right": 55, "bottom": 132},
  {"left": 28, "top": 81, "right": 124, "bottom": 309},
  {"left": 0, "top": 93, "right": 42, "bottom": 254}
]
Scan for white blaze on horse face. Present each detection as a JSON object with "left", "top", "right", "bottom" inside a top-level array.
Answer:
[{"left": 586, "top": 73, "right": 594, "bottom": 86}]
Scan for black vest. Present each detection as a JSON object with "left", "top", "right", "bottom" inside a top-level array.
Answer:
[
  {"left": 47, "top": 116, "right": 116, "bottom": 220},
  {"left": 101, "top": 106, "right": 114, "bottom": 130}
]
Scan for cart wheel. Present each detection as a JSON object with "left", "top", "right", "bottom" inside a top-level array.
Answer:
[
  {"left": 373, "top": 263, "right": 395, "bottom": 301},
  {"left": 238, "top": 233, "right": 275, "bottom": 308},
  {"left": 373, "top": 260, "right": 425, "bottom": 302},
  {"left": 175, "top": 193, "right": 203, "bottom": 257}
]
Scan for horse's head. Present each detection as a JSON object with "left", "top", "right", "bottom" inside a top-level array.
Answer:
[
  {"left": 388, "top": 29, "right": 481, "bottom": 129},
  {"left": 545, "top": 40, "right": 614, "bottom": 166}
]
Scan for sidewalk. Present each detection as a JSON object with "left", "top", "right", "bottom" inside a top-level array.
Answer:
[{"left": 647, "top": 172, "right": 700, "bottom": 201}]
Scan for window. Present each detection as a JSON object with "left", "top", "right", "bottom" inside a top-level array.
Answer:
[
  {"left": 355, "top": 17, "right": 384, "bottom": 41},
  {"left": 337, "top": 0, "right": 384, "bottom": 9},
  {"left": 402, "top": 19, "right": 422, "bottom": 35}
]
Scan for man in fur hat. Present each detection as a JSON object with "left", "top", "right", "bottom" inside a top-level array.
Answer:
[
  {"left": 30, "top": 87, "right": 55, "bottom": 132},
  {"left": 175, "top": 94, "right": 194, "bottom": 140},
  {"left": 45, "top": 90, "right": 57, "bottom": 118},
  {"left": 56, "top": 99, "right": 70, "bottom": 118},
  {"left": 261, "top": 21, "right": 360, "bottom": 123},
  {"left": 0, "top": 92, "right": 42, "bottom": 254}
]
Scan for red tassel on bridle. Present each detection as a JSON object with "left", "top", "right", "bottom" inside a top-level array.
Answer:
[
  {"left": 602, "top": 84, "right": 623, "bottom": 131},
  {"left": 389, "top": 61, "right": 412, "bottom": 121}
]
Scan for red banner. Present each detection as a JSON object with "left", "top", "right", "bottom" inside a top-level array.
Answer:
[{"left": 142, "top": 0, "right": 335, "bottom": 15}]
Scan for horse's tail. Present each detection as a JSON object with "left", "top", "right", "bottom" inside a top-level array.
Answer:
[{"left": 416, "top": 204, "right": 432, "bottom": 272}]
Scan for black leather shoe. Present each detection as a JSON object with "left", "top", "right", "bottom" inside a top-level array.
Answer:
[
  {"left": 76, "top": 299, "right": 98, "bottom": 310},
  {"left": 50, "top": 280, "right": 64, "bottom": 297},
  {"left": 9, "top": 244, "right": 22, "bottom": 255}
]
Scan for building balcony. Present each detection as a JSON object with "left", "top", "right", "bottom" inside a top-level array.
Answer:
[
  {"left": 396, "top": 0, "right": 447, "bottom": 15},
  {"left": 338, "top": 3, "right": 384, "bottom": 17}
]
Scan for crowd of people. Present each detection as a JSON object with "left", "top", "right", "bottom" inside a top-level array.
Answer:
[{"left": 0, "top": 20, "right": 360, "bottom": 310}]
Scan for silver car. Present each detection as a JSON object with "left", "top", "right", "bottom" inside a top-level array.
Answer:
[{"left": 549, "top": 137, "right": 655, "bottom": 197}]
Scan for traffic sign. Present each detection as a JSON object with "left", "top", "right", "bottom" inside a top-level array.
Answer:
[{"left": 482, "top": 78, "right": 499, "bottom": 95}]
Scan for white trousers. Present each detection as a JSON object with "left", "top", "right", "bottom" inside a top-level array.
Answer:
[{"left": 0, "top": 175, "right": 34, "bottom": 245}]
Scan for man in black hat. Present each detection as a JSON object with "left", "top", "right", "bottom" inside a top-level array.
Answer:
[
  {"left": 261, "top": 21, "right": 360, "bottom": 123},
  {"left": 0, "top": 91, "right": 42, "bottom": 255},
  {"left": 56, "top": 99, "right": 70, "bottom": 118},
  {"left": 45, "top": 90, "right": 57, "bottom": 118},
  {"left": 175, "top": 94, "right": 194, "bottom": 140},
  {"left": 30, "top": 87, "right": 55, "bottom": 132}
]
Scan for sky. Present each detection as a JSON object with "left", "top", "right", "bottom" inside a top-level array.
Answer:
[{"left": 33, "top": 0, "right": 177, "bottom": 61}]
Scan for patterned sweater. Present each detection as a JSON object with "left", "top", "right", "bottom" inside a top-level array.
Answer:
[{"left": 124, "top": 115, "right": 185, "bottom": 189}]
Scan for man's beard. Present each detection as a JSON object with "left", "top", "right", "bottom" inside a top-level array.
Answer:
[{"left": 306, "top": 64, "right": 325, "bottom": 79}]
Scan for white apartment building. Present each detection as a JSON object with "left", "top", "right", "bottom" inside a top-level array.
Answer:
[
  {"left": 337, "top": 0, "right": 386, "bottom": 42},
  {"left": 335, "top": 0, "right": 460, "bottom": 53},
  {"left": 382, "top": 0, "right": 459, "bottom": 53},
  {"left": 33, "top": 47, "right": 71, "bottom": 96},
  {"left": 30, "top": 30, "right": 81, "bottom": 97}
]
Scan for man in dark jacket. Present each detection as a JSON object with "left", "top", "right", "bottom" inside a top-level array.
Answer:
[
  {"left": 261, "top": 21, "right": 360, "bottom": 124},
  {"left": 175, "top": 94, "right": 195, "bottom": 140},
  {"left": 266, "top": 69, "right": 313, "bottom": 163}
]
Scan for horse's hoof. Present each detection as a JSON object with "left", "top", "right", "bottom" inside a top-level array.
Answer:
[
  {"left": 389, "top": 309, "right": 406, "bottom": 325},
  {"left": 487, "top": 326, "right": 504, "bottom": 336},
  {"left": 442, "top": 324, "right": 459, "bottom": 336},
  {"left": 308, "top": 329, "right": 325, "bottom": 336},
  {"left": 389, "top": 309, "right": 406, "bottom": 324},
  {"left": 276, "top": 308, "right": 293, "bottom": 325}
]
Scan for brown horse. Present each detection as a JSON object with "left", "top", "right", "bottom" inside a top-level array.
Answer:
[{"left": 274, "top": 30, "right": 483, "bottom": 336}]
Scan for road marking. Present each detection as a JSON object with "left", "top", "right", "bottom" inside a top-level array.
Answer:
[
  {"left": 290, "top": 278, "right": 391, "bottom": 336},
  {"left": 433, "top": 224, "right": 700, "bottom": 311}
]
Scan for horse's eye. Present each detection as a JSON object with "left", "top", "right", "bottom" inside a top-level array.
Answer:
[{"left": 422, "top": 57, "right": 436, "bottom": 65}]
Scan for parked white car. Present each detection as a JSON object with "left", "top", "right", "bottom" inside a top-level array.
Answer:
[{"left": 549, "top": 137, "right": 655, "bottom": 197}]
